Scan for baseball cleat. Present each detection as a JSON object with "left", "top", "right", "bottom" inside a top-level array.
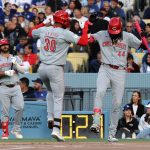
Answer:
[
  {"left": 1, "top": 133, "right": 9, "bottom": 140},
  {"left": 108, "top": 136, "right": 118, "bottom": 142},
  {"left": 11, "top": 131, "right": 23, "bottom": 139},
  {"left": 51, "top": 131, "right": 65, "bottom": 142},
  {"left": 90, "top": 124, "right": 100, "bottom": 133},
  {"left": 48, "top": 120, "right": 54, "bottom": 129}
]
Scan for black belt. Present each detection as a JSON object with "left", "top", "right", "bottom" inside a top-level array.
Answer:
[{"left": 0, "top": 83, "right": 18, "bottom": 88}]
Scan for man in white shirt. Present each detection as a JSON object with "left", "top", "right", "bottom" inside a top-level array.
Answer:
[{"left": 72, "top": 8, "right": 88, "bottom": 28}]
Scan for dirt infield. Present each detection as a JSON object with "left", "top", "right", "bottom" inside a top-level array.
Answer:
[{"left": 0, "top": 140, "right": 150, "bottom": 150}]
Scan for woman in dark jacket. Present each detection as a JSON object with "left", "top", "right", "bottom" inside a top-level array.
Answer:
[
  {"left": 128, "top": 91, "right": 145, "bottom": 121},
  {"left": 116, "top": 104, "right": 139, "bottom": 139}
]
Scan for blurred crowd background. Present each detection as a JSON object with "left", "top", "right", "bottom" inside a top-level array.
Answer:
[{"left": 0, "top": 0, "right": 150, "bottom": 73}]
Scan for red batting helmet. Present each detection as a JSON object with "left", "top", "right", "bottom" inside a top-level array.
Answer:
[
  {"left": 53, "top": 10, "right": 70, "bottom": 28},
  {"left": 108, "top": 17, "right": 122, "bottom": 35},
  {"left": 0, "top": 39, "right": 9, "bottom": 46}
]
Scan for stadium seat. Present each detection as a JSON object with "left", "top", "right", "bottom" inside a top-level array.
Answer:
[
  {"left": 132, "top": 53, "right": 145, "bottom": 65},
  {"left": 131, "top": 48, "right": 136, "bottom": 53},
  {"left": 68, "top": 52, "right": 89, "bottom": 62},
  {"left": 143, "top": 19, "right": 150, "bottom": 24},
  {"left": 67, "top": 52, "right": 89, "bottom": 72},
  {"left": 66, "top": 57, "right": 84, "bottom": 72}
]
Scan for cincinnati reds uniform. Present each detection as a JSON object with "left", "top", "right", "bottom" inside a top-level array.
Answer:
[
  {"left": 32, "top": 23, "right": 80, "bottom": 140},
  {"left": 91, "top": 30, "right": 141, "bottom": 140},
  {"left": 0, "top": 54, "right": 24, "bottom": 139},
  {"left": 31, "top": 10, "right": 89, "bottom": 141}
]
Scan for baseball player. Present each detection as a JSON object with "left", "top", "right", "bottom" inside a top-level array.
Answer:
[
  {"left": 89, "top": 17, "right": 148, "bottom": 142},
  {"left": 30, "top": 10, "right": 89, "bottom": 142},
  {"left": 0, "top": 39, "right": 29, "bottom": 140}
]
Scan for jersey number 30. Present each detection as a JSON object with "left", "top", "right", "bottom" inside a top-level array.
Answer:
[{"left": 44, "top": 38, "right": 56, "bottom": 52}]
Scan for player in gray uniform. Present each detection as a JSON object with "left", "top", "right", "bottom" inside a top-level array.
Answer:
[
  {"left": 31, "top": 10, "right": 89, "bottom": 141},
  {"left": 0, "top": 39, "right": 29, "bottom": 140},
  {"left": 89, "top": 17, "right": 148, "bottom": 142}
]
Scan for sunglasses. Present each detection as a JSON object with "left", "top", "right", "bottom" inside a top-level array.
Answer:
[{"left": 126, "top": 26, "right": 132, "bottom": 28}]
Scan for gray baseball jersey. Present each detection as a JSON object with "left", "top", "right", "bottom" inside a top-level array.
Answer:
[
  {"left": 0, "top": 54, "right": 24, "bottom": 133},
  {"left": 32, "top": 26, "right": 80, "bottom": 65},
  {"left": 0, "top": 55, "right": 22, "bottom": 84},
  {"left": 92, "top": 31, "right": 142, "bottom": 67},
  {"left": 91, "top": 30, "right": 142, "bottom": 138}
]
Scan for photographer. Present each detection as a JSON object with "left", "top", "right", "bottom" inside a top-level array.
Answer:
[{"left": 136, "top": 102, "right": 150, "bottom": 139}]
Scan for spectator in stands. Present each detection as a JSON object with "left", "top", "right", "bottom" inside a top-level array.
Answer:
[
  {"left": 23, "top": 44, "right": 39, "bottom": 72},
  {"left": 89, "top": 51, "right": 101, "bottom": 73},
  {"left": 38, "top": 12, "right": 46, "bottom": 23},
  {"left": 22, "top": 3, "right": 35, "bottom": 21},
  {"left": 17, "top": 13, "right": 29, "bottom": 28},
  {"left": 96, "top": 0, "right": 104, "bottom": 10},
  {"left": 19, "top": 77, "right": 35, "bottom": 100},
  {"left": 125, "top": 21, "right": 134, "bottom": 33},
  {"left": 18, "top": 53, "right": 31, "bottom": 73},
  {"left": 81, "top": 6, "right": 90, "bottom": 18},
  {"left": 128, "top": 91, "right": 145, "bottom": 121},
  {"left": 11, "top": 3, "right": 18, "bottom": 10},
  {"left": 66, "top": 0, "right": 76, "bottom": 17},
  {"left": 117, "top": 1, "right": 123, "bottom": 8},
  {"left": 32, "top": 7, "right": 39, "bottom": 17},
  {"left": 70, "top": 19, "right": 88, "bottom": 52},
  {"left": 44, "top": 6, "right": 54, "bottom": 25},
  {"left": 136, "top": 101, "right": 150, "bottom": 139},
  {"left": 4, "top": 21, "right": 27, "bottom": 49},
  {"left": 3, "top": 2, "right": 17, "bottom": 24},
  {"left": 132, "top": 14, "right": 146, "bottom": 32},
  {"left": 0, "top": 24, "right": 5, "bottom": 39},
  {"left": 11, "top": 16, "right": 18, "bottom": 26},
  {"left": 103, "top": 1, "right": 114, "bottom": 18},
  {"left": 116, "top": 104, "right": 139, "bottom": 139},
  {"left": 73, "top": 8, "right": 88, "bottom": 29},
  {"left": 61, "top": 1, "right": 69, "bottom": 12},
  {"left": 110, "top": 0, "right": 125, "bottom": 21},
  {"left": 119, "top": 0, "right": 134, "bottom": 20},
  {"left": 126, "top": 53, "right": 140, "bottom": 73},
  {"left": 87, "top": 0, "right": 99, "bottom": 13},
  {"left": 33, "top": 16, "right": 41, "bottom": 26},
  {"left": 145, "top": 23, "right": 150, "bottom": 37},
  {"left": 140, "top": 53, "right": 150, "bottom": 73},
  {"left": 32, "top": 78, "right": 47, "bottom": 100},
  {"left": 45, "top": 5, "right": 53, "bottom": 17},
  {"left": 16, "top": 36, "right": 38, "bottom": 54},
  {"left": 143, "top": 7, "right": 150, "bottom": 19},
  {"left": 70, "top": 19, "right": 82, "bottom": 36}
]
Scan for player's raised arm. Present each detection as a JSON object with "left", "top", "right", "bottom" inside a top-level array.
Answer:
[
  {"left": 77, "top": 21, "right": 93, "bottom": 46},
  {"left": 28, "top": 17, "right": 52, "bottom": 38},
  {"left": 134, "top": 21, "right": 150, "bottom": 51}
]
